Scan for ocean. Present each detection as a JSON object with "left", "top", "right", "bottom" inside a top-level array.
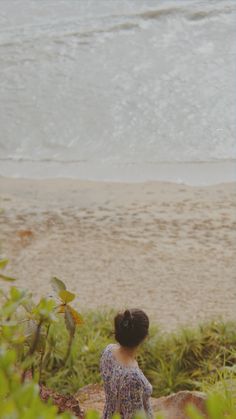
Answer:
[{"left": 0, "top": 0, "right": 235, "bottom": 184}]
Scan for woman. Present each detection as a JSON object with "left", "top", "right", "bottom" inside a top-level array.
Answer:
[{"left": 100, "top": 309, "right": 153, "bottom": 419}]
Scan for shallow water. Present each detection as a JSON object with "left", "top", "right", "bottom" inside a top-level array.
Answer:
[{"left": 0, "top": 0, "right": 235, "bottom": 183}]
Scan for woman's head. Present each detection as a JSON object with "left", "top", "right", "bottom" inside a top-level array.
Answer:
[{"left": 114, "top": 309, "right": 149, "bottom": 348}]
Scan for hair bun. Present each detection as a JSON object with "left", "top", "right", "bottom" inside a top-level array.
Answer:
[{"left": 122, "top": 310, "right": 133, "bottom": 328}]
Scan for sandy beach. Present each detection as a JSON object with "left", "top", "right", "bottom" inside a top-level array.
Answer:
[{"left": 0, "top": 177, "right": 235, "bottom": 331}]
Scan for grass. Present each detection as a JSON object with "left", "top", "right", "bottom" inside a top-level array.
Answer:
[{"left": 40, "top": 310, "right": 236, "bottom": 398}]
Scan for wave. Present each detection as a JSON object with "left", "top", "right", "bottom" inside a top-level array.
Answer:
[
  {"left": 0, "top": 22, "right": 140, "bottom": 49},
  {"left": 0, "top": 157, "right": 87, "bottom": 163},
  {"left": 132, "top": 7, "right": 182, "bottom": 21},
  {"left": 1, "top": 157, "right": 235, "bottom": 165},
  {"left": 188, "top": 7, "right": 235, "bottom": 22},
  {"left": 61, "top": 21, "right": 139, "bottom": 40},
  {"left": 133, "top": 4, "right": 235, "bottom": 22},
  {"left": 0, "top": 2, "right": 235, "bottom": 49}
]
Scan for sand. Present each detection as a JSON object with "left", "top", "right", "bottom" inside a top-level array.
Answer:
[{"left": 0, "top": 177, "right": 235, "bottom": 331}]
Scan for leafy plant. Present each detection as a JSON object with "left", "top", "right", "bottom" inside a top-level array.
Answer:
[
  {"left": 52, "top": 277, "right": 83, "bottom": 364},
  {"left": 0, "top": 259, "right": 83, "bottom": 417},
  {"left": 0, "top": 346, "right": 73, "bottom": 419}
]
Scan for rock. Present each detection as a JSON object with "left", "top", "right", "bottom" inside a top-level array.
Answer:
[
  {"left": 75, "top": 384, "right": 105, "bottom": 414},
  {"left": 152, "top": 391, "right": 207, "bottom": 419},
  {"left": 75, "top": 384, "right": 207, "bottom": 418}
]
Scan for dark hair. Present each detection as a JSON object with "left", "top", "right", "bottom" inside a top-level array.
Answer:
[{"left": 114, "top": 309, "right": 149, "bottom": 348}]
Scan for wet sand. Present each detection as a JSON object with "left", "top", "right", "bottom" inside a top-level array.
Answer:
[{"left": 0, "top": 177, "right": 235, "bottom": 331}]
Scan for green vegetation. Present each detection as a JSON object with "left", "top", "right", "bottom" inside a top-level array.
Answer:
[
  {"left": 187, "top": 391, "right": 236, "bottom": 419},
  {"left": 0, "top": 258, "right": 236, "bottom": 418},
  {"left": 0, "top": 345, "right": 72, "bottom": 419},
  {"left": 42, "top": 312, "right": 236, "bottom": 398},
  {"left": 0, "top": 259, "right": 82, "bottom": 418},
  {"left": 141, "top": 320, "right": 236, "bottom": 397}
]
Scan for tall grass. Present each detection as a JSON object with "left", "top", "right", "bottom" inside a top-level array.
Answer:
[
  {"left": 141, "top": 321, "right": 236, "bottom": 396},
  {"left": 41, "top": 311, "right": 236, "bottom": 398}
]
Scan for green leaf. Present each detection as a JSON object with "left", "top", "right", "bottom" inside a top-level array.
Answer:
[
  {"left": 186, "top": 404, "right": 204, "bottom": 419},
  {"left": 0, "top": 274, "right": 16, "bottom": 282},
  {"left": 0, "top": 258, "right": 9, "bottom": 270},
  {"left": 33, "top": 298, "right": 57, "bottom": 322},
  {"left": 0, "top": 347, "right": 17, "bottom": 369},
  {"left": 10, "top": 287, "right": 26, "bottom": 301},
  {"left": 206, "top": 393, "right": 226, "bottom": 418},
  {"left": 85, "top": 411, "right": 101, "bottom": 419},
  {"left": 0, "top": 370, "right": 9, "bottom": 398},
  {"left": 51, "top": 276, "right": 66, "bottom": 293},
  {"left": 59, "top": 290, "right": 75, "bottom": 304}
]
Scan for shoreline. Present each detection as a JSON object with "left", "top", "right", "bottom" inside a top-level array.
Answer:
[
  {"left": 0, "top": 177, "right": 235, "bottom": 331},
  {"left": 0, "top": 159, "right": 236, "bottom": 186}
]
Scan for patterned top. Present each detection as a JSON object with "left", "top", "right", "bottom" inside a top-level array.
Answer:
[{"left": 100, "top": 344, "right": 153, "bottom": 419}]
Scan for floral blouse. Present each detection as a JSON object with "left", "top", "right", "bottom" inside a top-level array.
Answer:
[{"left": 100, "top": 344, "right": 153, "bottom": 419}]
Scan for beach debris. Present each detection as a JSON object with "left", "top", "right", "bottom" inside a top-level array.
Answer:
[
  {"left": 40, "top": 384, "right": 83, "bottom": 417},
  {"left": 17, "top": 229, "right": 34, "bottom": 246}
]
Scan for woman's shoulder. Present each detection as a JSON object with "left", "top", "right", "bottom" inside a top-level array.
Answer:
[
  {"left": 101, "top": 343, "right": 116, "bottom": 357},
  {"left": 100, "top": 343, "right": 116, "bottom": 364},
  {"left": 100, "top": 343, "right": 117, "bottom": 375}
]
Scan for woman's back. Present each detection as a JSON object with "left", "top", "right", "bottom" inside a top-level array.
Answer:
[{"left": 100, "top": 343, "right": 152, "bottom": 419}]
